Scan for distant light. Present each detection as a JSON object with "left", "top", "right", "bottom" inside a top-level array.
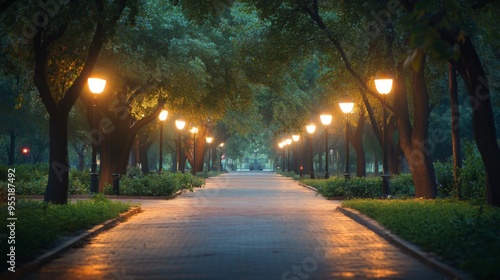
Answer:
[
  {"left": 175, "top": 119, "right": 186, "bottom": 130},
  {"left": 306, "top": 123, "right": 316, "bottom": 134},
  {"left": 159, "top": 110, "right": 168, "bottom": 121},
  {"left": 22, "top": 147, "right": 29, "bottom": 154},
  {"left": 320, "top": 114, "right": 332, "bottom": 125},
  {"left": 339, "top": 102, "right": 355, "bottom": 114},
  {"left": 292, "top": 134, "right": 300, "bottom": 142}
]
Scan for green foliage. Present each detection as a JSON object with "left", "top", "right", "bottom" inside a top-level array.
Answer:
[
  {"left": 303, "top": 175, "right": 415, "bottom": 199},
  {"left": 103, "top": 172, "right": 205, "bottom": 196},
  {"left": 434, "top": 141, "right": 486, "bottom": 203},
  {"left": 342, "top": 199, "right": 500, "bottom": 279},
  {"left": 0, "top": 199, "right": 131, "bottom": 271}
]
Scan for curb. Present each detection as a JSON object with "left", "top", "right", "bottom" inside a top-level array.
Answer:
[
  {"left": 2, "top": 206, "right": 142, "bottom": 280},
  {"left": 336, "top": 206, "right": 470, "bottom": 280},
  {"left": 298, "top": 183, "right": 346, "bottom": 200}
]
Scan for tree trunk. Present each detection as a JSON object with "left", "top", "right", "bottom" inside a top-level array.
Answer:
[
  {"left": 394, "top": 57, "right": 437, "bottom": 198},
  {"left": 138, "top": 131, "right": 150, "bottom": 174},
  {"left": 448, "top": 64, "right": 462, "bottom": 198},
  {"left": 454, "top": 42, "right": 500, "bottom": 206},
  {"left": 350, "top": 111, "right": 366, "bottom": 177},
  {"left": 7, "top": 126, "right": 16, "bottom": 165},
  {"left": 44, "top": 114, "right": 70, "bottom": 204},
  {"left": 99, "top": 132, "right": 134, "bottom": 191}
]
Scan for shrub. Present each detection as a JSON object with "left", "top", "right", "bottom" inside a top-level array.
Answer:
[
  {"left": 302, "top": 175, "right": 414, "bottom": 199},
  {"left": 104, "top": 172, "right": 205, "bottom": 196}
]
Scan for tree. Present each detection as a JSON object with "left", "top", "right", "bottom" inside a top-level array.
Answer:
[
  {"left": 400, "top": 0, "right": 500, "bottom": 205},
  {"left": 1, "top": 0, "right": 136, "bottom": 203}
]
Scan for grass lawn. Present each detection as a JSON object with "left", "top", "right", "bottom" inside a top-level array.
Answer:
[
  {"left": 1, "top": 195, "right": 133, "bottom": 271},
  {"left": 342, "top": 199, "right": 500, "bottom": 280}
]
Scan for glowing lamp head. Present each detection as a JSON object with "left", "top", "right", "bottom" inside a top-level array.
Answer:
[
  {"left": 175, "top": 119, "right": 186, "bottom": 130},
  {"left": 286, "top": 138, "right": 292, "bottom": 145},
  {"left": 279, "top": 143, "right": 284, "bottom": 148},
  {"left": 22, "top": 147, "right": 29, "bottom": 154},
  {"left": 374, "top": 77, "right": 393, "bottom": 95},
  {"left": 206, "top": 136, "right": 214, "bottom": 144},
  {"left": 87, "top": 78, "right": 106, "bottom": 94},
  {"left": 320, "top": 114, "right": 332, "bottom": 125},
  {"left": 339, "top": 102, "right": 355, "bottom": 114},
  {"left": 292, "top": 134, "right": 300, "bottom": 142},
  {"left": 190, "top": 127, "right": 198, "bottom": 134},
  {"left": 219, "top": 143, "right": 225, "bottom": 147},
  {"left": 158, "top": 110, "right": 168, "bottom": 121},
  {"left": 306, "top": 123, "right": 316, "bottom": 134}
]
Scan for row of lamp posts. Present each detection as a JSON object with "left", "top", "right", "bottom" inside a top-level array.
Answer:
[
  {"left": 278, "top": 75, "right": 393, "bottom": 196},
  {"left": 158, "top": 114, "right": 221, "bottom": 174}
]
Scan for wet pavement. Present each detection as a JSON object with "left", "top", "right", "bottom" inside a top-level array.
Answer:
[{"left": 23, "top": 172, "right": 445, "bottom": 279}]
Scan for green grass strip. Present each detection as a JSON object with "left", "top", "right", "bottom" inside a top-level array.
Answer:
[
  {"left": 342, "top": 199, "right": 500, "bottom": 279},
  {"left": 1, "top": 195, "right": 132, "bottom": 271}
]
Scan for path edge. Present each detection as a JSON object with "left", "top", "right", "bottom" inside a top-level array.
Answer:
[
  {"left": 336, "top": 206, "right": 470, "bottom": 280},
  {"left": 2, "top": 206, "right": 142, "bottom": 280}
]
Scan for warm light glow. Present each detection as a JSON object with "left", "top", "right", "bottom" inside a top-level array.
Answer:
[
  {"left": 87, "top": 78, "right": 106, "bottom": 94},
  {"left": 286, "top": 138, "right": 292, "bottom": 145},
  {"left": 306, "top": 123, "right": 316, "bottom": 134},
  {"left": 374, "top": 78, "right": 393, "bottom": 95},
  {"left": 219, "top": 143, "right": 224, "bottom": 147},
  {"left": 279, "top": 143, "right": 284, "bottom": 148},
  {"left": 190, "top": 127, "right": 198, "bottom": 134},
  {"left": 320, "top": 114, "right": 332, "bottom": 125},
  {"left": 22, "top": 148, "right": 29, "bottom": 154},
  {"left": 159, "top": 110, "right": 168, "bottom": 121},
  {"left": 339, "top": 102, "right": 355, "bottom": 114},
  {"left": 206, "top": 136, "right": 213, "bottom": 143},
  {"left": 175, "top": 119, "right": 186, "bottom": 130},
  {"left": 292, "top": 134, "right": 300, "bottom": 142}
]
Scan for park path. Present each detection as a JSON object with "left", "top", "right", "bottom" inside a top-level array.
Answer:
[{"left": 23, "top": 172, "right": 444, "bottom": 279}]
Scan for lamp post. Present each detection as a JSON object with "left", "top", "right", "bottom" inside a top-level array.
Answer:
[
  {"left": 206, "top": 136, "right": 213, "bottom": 171},
  {"left": 190, "top": 127, "right": 198, "bottom": 175},
  {"left": 279, "top": 142, "right": 285, "bottom": 171},
  {"left": 88, "top": 77, "right": 106, "bottom": 193},
  {"left": 306, "top": 123, "right": 316, "bottom": 179},
  {"left": 175, "top": 119, "right": 186, "bottom": 172},
  {"left": 219, "top": 143, "right": 225, "bottom": 172},
  {"left": 158, "top": 110, "right": 168, "bottom": 174},
  {"left": 375, "top": 76, "right": 393, "bottom": 196},
  {"left": 319, "top": 114, "right": 332, "bottom": 179},
  {"left": 339, "top": 102, "right": 355, "bottom": 180},
  {"left": 292, "top": 134, "right": 300, "bottom": 174},
  {"left": 285, "top": 138, "right": 292, "bottom": 171}
]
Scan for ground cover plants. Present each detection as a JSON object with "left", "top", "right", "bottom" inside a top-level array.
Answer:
[
  {"left": 0, "top": 195, "right": 132, "bottom": 271},
  {"left": 342, "top": 199, "right": 500, "bottom": 279}
]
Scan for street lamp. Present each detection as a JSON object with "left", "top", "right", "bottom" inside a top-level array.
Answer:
[
  {"left": 158, "top": 110, "right": 168, "bottom": 174},
  {"left": 292, "top": 134, "right": 300, "bottom": 174},
  {"left": 206, "top": 136, "right": 214, "bottom": 171},
  {"left": 285, "top": 138, "right": 292, "bottom": 171},
  {"left": 88, "top": 77, "right": 106, "bottom": 193},
  {"left": 278, "top": 142, "right": 285, "bottom": 171},
  {"left": 375, "top": 75, "right": 393, "bottom": 196},
  {"left": 306, "top": 123, "right": 316, "bottom": 179},
  {"left": 175, "top": 119, "right": 186, "bottom": 173},
  {"left": 190, "top": 127, "right": 198, "bottom": 175},
  {"left": 319, "top": 114, "right": 332, "bottom": 179},
  {"left": 339, "top": 102, "right": 355, "bottom": 180}
]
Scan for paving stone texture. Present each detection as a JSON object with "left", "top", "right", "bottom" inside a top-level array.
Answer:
[{"left": 23, "top": 172, "right": 445, "bottom": 279}]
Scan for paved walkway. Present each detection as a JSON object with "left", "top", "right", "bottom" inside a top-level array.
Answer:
[{"left": 24, "top": 172, "right": 444, "bottom": 279}]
